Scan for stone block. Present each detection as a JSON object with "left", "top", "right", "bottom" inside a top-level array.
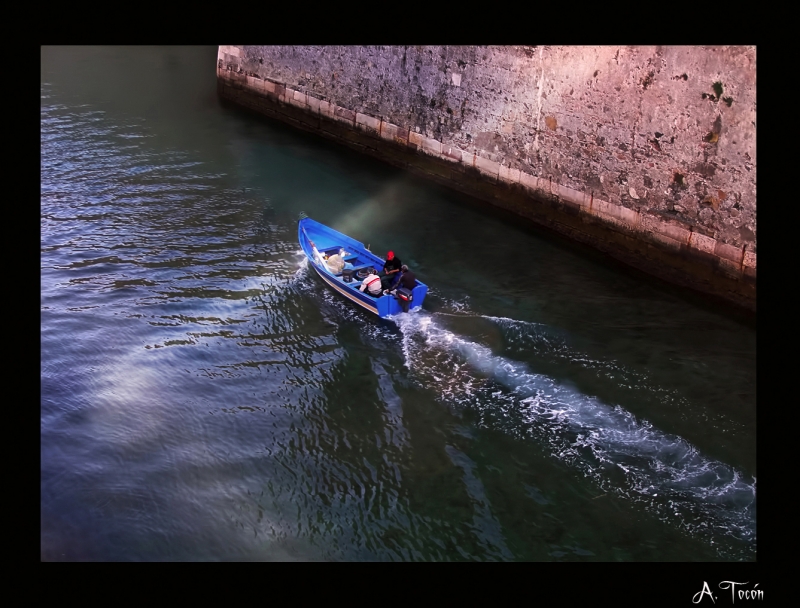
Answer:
[
  {"left": 379, "top": 121, "right": 398, "bottom": 141},
  {"left": 408, "top": 130, "right": 424, "bottom": 149},
  {"left": 715, "top": 241, "right": 743, "bottom": 263},
  {"left": 356, "top": 112, "right": 381, "bottom": 133},
  {"left": 287, "top": 89, "right": 307, "bottom": 109},
  {"left": 420, "top": 136, "right": 442, "bottom": 155},
  {"left": 556, "top": 182, "right": 584, "bottom": 207},
  {"left": 441, "top": 145, "right": 464, "bottom": 163},
  {"left": 306, "top": 94, "right": 320, "bottom": 114},
  {"left": 499, "top": 164, "right": 521, "bottom": 184},
  {"left": 380, "top": 121, "right": 409, "bottom": 146},
  {"left": 393, "top": 132, "right": 410, "bottom": 147},
  {"left": 647, "top": 230, "right": 683, "bottom": 252},
  {"left": 717, "top": 256, "right": 742, "bottom": 277},
  {"left": 743, "top": 249, "right": 756, "bottom": 269},
  {"left": 334, "top": 105, "right": 356, "bottom": 124},
  {"left": 394, "top": 127, "right": 410, "bottom": 146},
  {"left": 593, "top": 198, "right": 614, "bottom": 218},
  {"left": 662, "top": 222, "right": 690, "bottom": 244},
  {"left": 689, "top": 231, "right": 716, "bottom": 255},
  {"left": 474, "top": 154, "right": 500, "bottom": 178},
  {"left": 590, "top": 199, "right": 634, "bottom": 231},
  {"left": 319, "top": 99, "right": 334, "bottom": 118},
  {"left": 519, "top": 171, "right": 540, "bottom": 192},
  {"left": 642, "top": 217, "right": 690, "bottom": 243},
  {"left": 262, "top": 80, "right": 276, "bottom": 95},
  {"left": 616, "top": 205, "right": 640, "bottom": 227}
]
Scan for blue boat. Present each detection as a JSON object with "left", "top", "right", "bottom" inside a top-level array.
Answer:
[{"left": 298, "top": 217, "right": 428, "bottom": 317}]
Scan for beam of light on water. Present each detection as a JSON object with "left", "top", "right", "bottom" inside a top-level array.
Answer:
[{"left": 329, "top": 179, "right": 410, "bottom": 243}]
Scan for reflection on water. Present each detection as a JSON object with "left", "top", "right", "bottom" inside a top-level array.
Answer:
[{"left": 41, "top": 46, "right": 756, "bottom": 561}]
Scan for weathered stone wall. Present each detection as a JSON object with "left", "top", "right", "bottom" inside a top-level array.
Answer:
[{"left": 216, "top": 45, "right": 756, "bottom": 310}]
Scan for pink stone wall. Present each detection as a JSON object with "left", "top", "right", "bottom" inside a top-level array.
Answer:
[{"left": 217, "top": 45, "right": 756, "bottom": 310}]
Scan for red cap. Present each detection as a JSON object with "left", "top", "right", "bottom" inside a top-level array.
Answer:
[{"left": 387, "top": 251, "right": 394, "bottom": 259}]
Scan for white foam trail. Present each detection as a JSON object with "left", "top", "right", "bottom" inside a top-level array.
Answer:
[
  {"left": 392, "top": 311, "right": 756, "bottom": 558},
  {"left": 486, "top": 315, "right": 645, "bottom": 383}
]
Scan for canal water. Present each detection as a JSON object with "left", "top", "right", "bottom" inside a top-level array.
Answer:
[{"left": 41, "top": 46, "right": 756, "bottom": 561}]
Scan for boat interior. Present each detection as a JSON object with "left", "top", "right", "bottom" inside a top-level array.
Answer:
[{"left": 318, "top": 246, "right": 383, "bottom": 296}]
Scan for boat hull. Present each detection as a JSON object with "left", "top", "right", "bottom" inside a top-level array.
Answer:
[{"left": 298, "top": 218, "right": 427, "bottom": 318}]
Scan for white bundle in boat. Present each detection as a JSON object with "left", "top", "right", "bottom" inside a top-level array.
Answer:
[{"left": 326, "top": 253, "right": 345, "bottom": 274}]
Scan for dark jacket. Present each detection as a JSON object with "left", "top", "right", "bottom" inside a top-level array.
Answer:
[
  {"left": 383, "top": 257, "right": 402, "bottom": 275},
  {"left": 396, "top": 270, "right": 417, "bottom": 290}
]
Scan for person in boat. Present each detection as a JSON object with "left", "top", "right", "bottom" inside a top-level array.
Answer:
[
  {"left": 325, "top": 249, "right": 346, "bottom": 274},
  {"left": 381, "top": 250, "right": 402, "bottom": 290},
  {"left": 359, "top": 267, "right": 384, "bottom": 296},
  {"left": 385, "top": 264, "right": 417, "bottom": 294}
]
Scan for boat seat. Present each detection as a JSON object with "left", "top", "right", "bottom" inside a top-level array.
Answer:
[
  {"left": 321, "top": 247, "right": 358, "bottom": 262},
  {"left": 334, "top": 266, "right": 366, "bottom": 278},
  {"left": 348, "top": 264, "right": 375, "bottom": 275}
]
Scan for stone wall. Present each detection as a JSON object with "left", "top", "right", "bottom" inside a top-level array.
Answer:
[{"left": 216, "top": 45, "right": 756, "bottom": 311}]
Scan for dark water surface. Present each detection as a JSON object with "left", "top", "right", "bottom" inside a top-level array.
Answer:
[{"left": 41, "top": 46, "right": 756, "bottom": 561}]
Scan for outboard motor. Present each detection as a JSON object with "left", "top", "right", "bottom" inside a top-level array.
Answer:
[
  {"left": 342, "top": 268, "right": 354, "bottom": 283},
  {"left": 395, "top": 287, "right": 413, "bottom": 313}
]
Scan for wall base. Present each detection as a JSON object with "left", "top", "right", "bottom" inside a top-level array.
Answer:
[{"left": 218, "top": 75, "right": 756, "bottom": 313}]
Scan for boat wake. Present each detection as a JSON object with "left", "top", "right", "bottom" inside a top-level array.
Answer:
[{"left": 391, "top": 310, "right": 756, "bottom": 560}]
